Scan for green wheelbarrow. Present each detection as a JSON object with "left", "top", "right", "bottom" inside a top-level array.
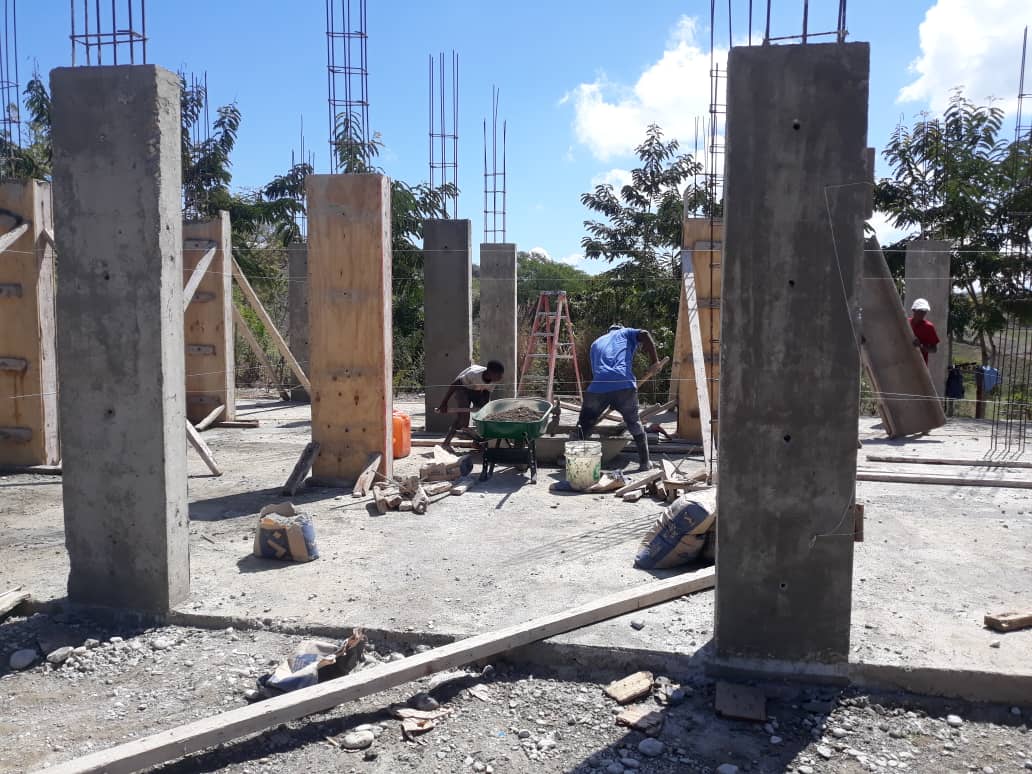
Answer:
[{"left": 469, "top": 398, "right": 555, "bottom": 484}]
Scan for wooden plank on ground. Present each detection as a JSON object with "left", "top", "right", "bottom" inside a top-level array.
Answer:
[
  {"left": 983, "top": 611, "right": 1032, "bottom": 633},
  {"left": 856, "top": 470, "right": 1032, "bottom": 489},
  {"left": 231, "top": 255, "right": 310, "bottom": 391},
  {"left": 282, "top": 441, "right": 320, "bottom": 496},
  {"left": 603, "top": 671, "right": 654, "bottom": 704},
  {"left": 0, "top": 463, "right": 62, "bottom": 475},
  {"left": 866, "top": 455, "right": 1032, "bottom": 470},
  {"left": 185, "top": 422, "right": 222, "bottom": 476},
  {"left": 613, "top": 469, "right": 663, "bottom": 496},
  {"left": 46, "top": 569, "right": 715, "bottom": 774},
  {"left": 860, "top": 238, "right": 945, "bottom": 437}
]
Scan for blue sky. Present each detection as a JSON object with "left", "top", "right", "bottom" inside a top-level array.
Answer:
[{"left": 15, "top": 0, "right": 1032, "bottom": 271}]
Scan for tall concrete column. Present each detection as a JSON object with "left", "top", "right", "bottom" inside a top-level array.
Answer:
[
  {"left": 287, "top": 244, "right": 310, "bottom": 402},
  {"left": 479, "top": 243, "right": 517, "bottom": 398},
  {"left": 51, "top": 65, "right": 188, "bottom": 611},
  {"left": 715, "top": 42, "right": 870, "bottom": 673},
  {"left": 905, "top": 240, "right": 950, "bottom": 396},
  {"left": 424, "top": 220, "right": 472, "bottom": 431}
]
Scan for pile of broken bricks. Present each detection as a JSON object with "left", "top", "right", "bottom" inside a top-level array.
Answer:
[
  {"left": 614, "top": 459, "right": 710, "bottom": 504},
  {"left": 369, "top": 455, "right": 475, "bottom": 515}
]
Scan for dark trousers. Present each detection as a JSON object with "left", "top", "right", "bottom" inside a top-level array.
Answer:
[{"left": 576, "top": 388, "right": 644, "bottom": 437}]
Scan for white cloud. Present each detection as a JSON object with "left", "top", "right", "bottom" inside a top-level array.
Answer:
[
  {"left": 558, "top": 253, "right": 587, "bottom": 266},
  {"left": 867, "top": 210, "right": 913, "bottom": 246},
  {"left": 899, "top": 0, "right": 1029, "bottom": 113},
  {"left": 563, "top": 16, "right": 724, "bottom": 161},
  {"left": 529, "top": 247, "right": 552, "bottom": 260},
  {"left": 590, "top": 168, "right": 633, "bottom": 189}
]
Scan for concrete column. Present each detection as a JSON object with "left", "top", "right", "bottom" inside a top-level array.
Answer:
[
  {"left": 715, "top": 42, "right": 870, "bottom": 673},
  {"left": 905, "top": 241, "right": 950, "bottom": 396},
  {"left": 287, "top": 244, "right": 310, "bottom": 402},
  {"left": 423, "top": 220, "right": 472, "bottom": 431},
  {"left": 478, "top": 243, "right": 517, "bottom": 398},
  {"left": 51, "top": 65, "right": 188, "bottom": 611}
]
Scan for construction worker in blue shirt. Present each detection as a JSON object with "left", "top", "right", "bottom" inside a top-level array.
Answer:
[{"left": 575, "top": 324, "right": 660, "bottom": 471}]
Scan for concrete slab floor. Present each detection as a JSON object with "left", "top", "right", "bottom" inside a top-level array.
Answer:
[{"left": 1, "top": 402, "right": 1029, "bottom": 701}]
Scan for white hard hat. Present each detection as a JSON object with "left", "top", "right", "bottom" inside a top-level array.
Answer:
[{"left": 911, "top": 298, "right": 931, "bottom": 312}]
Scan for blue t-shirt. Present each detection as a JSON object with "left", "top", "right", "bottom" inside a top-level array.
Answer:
[{"left": 587, "top": 327, "right": 641, "bottom": 393}]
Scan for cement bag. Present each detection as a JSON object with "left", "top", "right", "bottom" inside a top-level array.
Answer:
[
  {"left": 256, "top": 630, "right": 365, "bottom": 697},
  {"left": 253, "top": 502, "right": 318, "bottom": 562},
  {"left": 634, "top": 494, "right": 716, "bottom": 570}
]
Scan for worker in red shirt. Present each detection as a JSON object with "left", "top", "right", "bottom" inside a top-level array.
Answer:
[{"left": 909, "top": 298, "right": 939, "bottom": 364}]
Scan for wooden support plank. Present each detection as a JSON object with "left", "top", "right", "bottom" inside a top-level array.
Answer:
[
  {"left": 231, "top": 254, "right": 310, "bottom": 391},
  {"left": 865, "top": 454, "right": 1032, "bottom": 470},
  {"left": 0, "top": 181, "right": 59, "bottom": 467},
  {"left": 183, "top": 216, "right": 235, "bottom": 423},
  {"left": 185, "top": 422, "right": 222, "bottom": 476},
  {"left": 233, "top": 305, "right": 279, "bottom": 384},
  {"left": 856, "top": 470, "right": 1032, "bottom": 489},
  {"left": 352, "top": 452, "right": 383, "bottom": 497},
  {"left": 282, "top": 441, "right": 320, "bottom": 496},
  {"left": 684, "top": 269, "right": 712, "bottom": 470},
  {"left": 45, "top": 568, "right": 715, "bottom": 774},
  {"left": 612, "top": 469, "right": 663, "bottom": 496},
  {"left": 182, "top": 244, "right": 217, "bottom": 309},
  {"left": 212, "top": 419, "right": 259, "bottom": 429},
  {"left": 0, "top": 222, "right": 29, "bottom": 255},
  {"left": 306, "top": 174, "right": 392, "bottom": 482},
  {"left": 194, "top": 404, "right": 225, "bottom": 432}
]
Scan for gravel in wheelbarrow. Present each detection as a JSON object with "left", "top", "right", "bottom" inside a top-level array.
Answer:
[{"left": 485, "top": 406, "right": 544, "bottom": 422}]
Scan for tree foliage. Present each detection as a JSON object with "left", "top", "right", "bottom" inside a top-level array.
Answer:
[{"left": 874, "top": 92, "right": 1032, "bottom": 364}]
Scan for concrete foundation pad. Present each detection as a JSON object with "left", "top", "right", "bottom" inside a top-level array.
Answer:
[{"left": 1, "top": 407, "right": 1029, "bottom": 703}]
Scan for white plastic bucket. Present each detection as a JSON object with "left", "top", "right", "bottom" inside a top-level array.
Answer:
[{"left": 565, "top": 441, "right": 602, "bottom": 491}]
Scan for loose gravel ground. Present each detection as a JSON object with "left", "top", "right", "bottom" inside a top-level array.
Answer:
[{"left": 2, "top": 611, "right": 1031, "bottom": 774}]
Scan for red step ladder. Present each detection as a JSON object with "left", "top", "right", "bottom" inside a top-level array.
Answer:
[{"left": 518, "top": 291, "right": 583, "bottom": 401}]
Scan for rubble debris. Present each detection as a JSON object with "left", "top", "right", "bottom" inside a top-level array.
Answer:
[
  {"left": 8, "top": 648, "right": 37, "bottom": 670},
  {"left": 984, "top": 610, "right": 1032, "bottom": 633},
  {"left": 603, "top": 671, "right": 654, "bottom": 704},
  {"left": 616, "top": 704, "right": 665, "bottom": 735},
  {"left": 0, "top": 586, "right": 29, "bottom": 620},
  {"left": 339, "top": 729, "right": 374, "bottom": 750}
]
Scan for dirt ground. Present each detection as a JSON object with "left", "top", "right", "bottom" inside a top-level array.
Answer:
[
  {"left": 0, "top": 613, "right": 1029, "bottom": 774},
  {"left": 1, "top": 398, "right": 1031, "bottom": 771}
]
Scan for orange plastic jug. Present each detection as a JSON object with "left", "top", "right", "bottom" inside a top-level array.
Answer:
[{"left": 392, "top": 411, "right": 411, "bottom": 459}]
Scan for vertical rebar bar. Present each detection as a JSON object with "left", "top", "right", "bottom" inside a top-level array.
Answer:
[{"left": 802, "top": 0, "right": 809, "bottom": 44}]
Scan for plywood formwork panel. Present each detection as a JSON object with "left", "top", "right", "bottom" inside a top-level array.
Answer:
[
  {"left": 183, "top": 212, "right": 235, "bottom": 423},
  {"left": 305, "top": 174, "right": 393, "bottom": 482},
  {"left": 674, "top": 218, "right": 722, "bottom": 442},
  {"left": 0, "top": 180, "right": 58, "bottom": 466}
]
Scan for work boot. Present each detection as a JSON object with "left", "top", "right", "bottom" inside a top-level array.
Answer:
[{"left": 633, "top": 433, "right": 653, "bottom": 472}]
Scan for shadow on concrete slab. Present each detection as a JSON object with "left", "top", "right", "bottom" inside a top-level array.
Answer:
[
  {"left": 502, "top": 512, "right": 661, "bottom": 567},
  {"left": 189, "top": 486, "right": 345, "bottom": 522},
  {"left": 235, "top": 554, "right": 308, "bottom": 574}
]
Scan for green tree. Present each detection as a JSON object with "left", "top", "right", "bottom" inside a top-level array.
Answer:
[
  {"left": 581, "top": 123, "right": 706, "bottom": 271},
  {"left": 875, "top": 92, "right": 1032, "bottom": 364}
]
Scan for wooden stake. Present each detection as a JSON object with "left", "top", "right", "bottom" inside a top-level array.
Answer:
[
  {"left": 181, "top": 244, "right": 217, "bottom": 309},
  {"left": 231, "top": 256, "right": 310, "bottom": 391},
  {"left": 282, "top": 442, "right": 320, "bottom": 496},
  {"left": 856, "top": 471, "right": 1032, "bottom": 489},
  {"left": 194, "top": 404, "right": 225, "bottom": 432},
  {"left": 45, "top": 569, "right": 715, "bottom": 774},
  {"left": 185, "top": 422, "right": 221, "bottom": 476},
  {"left": 352, "top": 452, "right": 383, "bottom": 497}
]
